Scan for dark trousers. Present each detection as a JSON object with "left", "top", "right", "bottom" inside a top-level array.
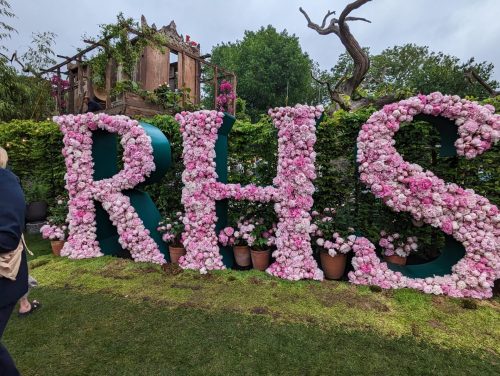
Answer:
[{"left": 0, "top": 303, "right": 20, "bottom": 376}]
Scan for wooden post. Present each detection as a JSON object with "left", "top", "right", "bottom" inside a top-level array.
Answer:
[
  {"left": 68, "top": 70, "right": 75, "bottom": 113},
  {"left": 56, "top": 67, "right": 62, "bottom": 114},
  {"left": 86, "top": 64, "right": 94, "bottom": 100},
  {"left": 181, "top": 51, "right": 186, "bottom": 107},
  {"left": 213, "top": 66, "right": 218, "bottom": 110}
]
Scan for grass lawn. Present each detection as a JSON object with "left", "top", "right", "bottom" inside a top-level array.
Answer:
[{"left": 3, "top": 235, "right": 499, "bottom": 375}]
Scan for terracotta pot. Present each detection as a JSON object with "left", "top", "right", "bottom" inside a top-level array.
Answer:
[
  {"left": 169, "top": 246, "right": 186, "bottom": 264},
  {"left": 384, "top": 254, "right": 407, "bottom": 265},
  {"left": 233, "top": 245, "right": 251, "bottom": 267},
  {"left": 50, "top": 240, "right": 65, "bottom": 256},
  {"left": 251, "top": 249, "right": 271, "bottom": 271},
  {"left": 320, "top": 252, "right": 347, "bottom": 280}
]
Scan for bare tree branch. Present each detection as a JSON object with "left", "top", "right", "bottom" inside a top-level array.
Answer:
[
  {"left": 465, "top": 69, "right": 500, "bottom": 97},
  {"left": 300, "top": 0, "right": 372, "bottom": 110},
  {"left": 0, "top": 50, "right": 41, "bottom": 77},
  {"left": 321, "top": 10, "right": 335, "bottom": 28}
]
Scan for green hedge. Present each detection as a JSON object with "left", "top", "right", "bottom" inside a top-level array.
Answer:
[
  {"left": 1, "top": 110, "right": 498, "bottom": 257},
  {"left": 0, "top": 120, "right": 66, "bottom": 201}
]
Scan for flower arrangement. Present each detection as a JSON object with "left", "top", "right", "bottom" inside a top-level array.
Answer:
[
  {"left": 311, "top": 207, "right": 356, "bottom": 257},
  {"left": 351, "top": 92, "right": 500, "bottom": 298},
  {"left": 219, "top": 219, "right": 276, "bottom": 249},
  {"left": 157, "top": 211, "right": 184, "bottom": 247},
  {"left": 40, "top": 224, "right": 67, "bottom": 241},
  {"left": 40, "top": 195, "right": 70, "bottom": 241},
  {"left": 55, "top": 112, "right": 166, "bottom": 264},
  {"left": 176, "top": 104, "right": 324, "bottom": 279},
  {"left": 378, "top": 231, "right": 418, "bottom": 258},
  {"left": 216, "top": 80, "right": 236, "bottom": 113}
]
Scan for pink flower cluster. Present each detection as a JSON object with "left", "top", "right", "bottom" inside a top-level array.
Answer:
[
  {"left": 351, "top": 93, "right": 500, "bottom": 298},
  {"left": 265, "top": 105, "right": 324, "bottom": 280},
  {"left": 379, "top": 231, "right": 418, "bottom": 257},
  {"left": 40, "top": 224, "right": 66, "bottom": 241},
  {"left": 311, "top": 208, "right": 356, "bottom": 257},
  {"left": 176, "top": 105, "right": 324, "bottom": 280},
  {"left": 219, "top": 220, "right": 277, "bottom": 248},
  {"left": 157, "top": 211, "right": 184, "bottom": 245},
  {"left": 316, "top": 234, "right": 356, "bottom": 257},
  {"left": 55, "top": 112, "right": 166, "bottom": 264},
  {"left": 176, "top": 110, "right": 226, "bottom": 274},
  {"left": 218, "top": 227, "right": 237, "bottom": 247},
  {"left": 216, "top": 80, "right": 236, "bottom": 113}
]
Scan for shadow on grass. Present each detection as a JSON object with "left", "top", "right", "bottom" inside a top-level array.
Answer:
[{"left": 5, "top": 287, "right": 499, "bottom": 376}]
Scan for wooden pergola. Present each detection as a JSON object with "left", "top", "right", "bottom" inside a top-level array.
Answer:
[{"left": 43, "top": 19, "right": 236, "bottom": 116}]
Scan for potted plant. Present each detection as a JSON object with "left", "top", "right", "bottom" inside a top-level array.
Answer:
[
  {"left": 311, "top": 207, "right": 355, "bottom": 280},
  {"left": 25, "top": 179, "right": 50, "bottom": 222},
  {"left": 248, "top": 219, "right": 276, "bottom": 272},
  {"left": 218, "top": 226, "right": 251, "bottom": 268},
  {"left": 379, "top": 231, "right": 418, "bottom": 265},
  {"left": 40, "top": 195, "right": 69, "bottom": 256},
  {"left": 157, "top": 211, "right": 185, "bottom": 264}
]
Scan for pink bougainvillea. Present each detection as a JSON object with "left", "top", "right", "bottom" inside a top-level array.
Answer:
[
  {"left": 176, "top": 105, "right": 324, "bottom": 279},
  {"left": 351, "top": 93, "right": 500, "bottom": 298},
  {"left": 216, "top": 80, "right": 236, "bottom": 113},
  {"left": 55, "top": 112, "right": 166, "bottom": 264}
]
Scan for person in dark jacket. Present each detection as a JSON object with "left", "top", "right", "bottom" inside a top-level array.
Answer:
[
  {"left": 83, "top": 95, "right": 103, "bottom": 113},
  {"left": 0, "top": 147, "right": 27, "bottom": 375}
]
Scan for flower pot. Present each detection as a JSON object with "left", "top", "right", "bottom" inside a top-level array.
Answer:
[
  {"left": 251, "top": 249, "right": 271, "bottom": 271},
  {"left": 26, "top": 201, "right": 48, "bottom": 223},
  {"left": 320, "top": 252, "right": 347, "bottom": 280},
  {"left": 233, "top": 245, "right": 251, "bottom": 267},
  {"left": 50, "top": 240, "right": 65, "bottom": 256},
  {"left": 169, "top": 246, "right": 186, "bottom": 264},
  {"left": 384, "top": 254, "right": 406, "bottom": 265}
]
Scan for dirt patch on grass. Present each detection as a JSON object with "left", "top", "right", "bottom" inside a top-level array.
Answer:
[
  {"left": 250, "top": 306, "right": 269, "bottom": 315},
  {"left": 311, "top": 285, "right": 390, "bottom": 312},
  {"left": 431, "top": 296, "right": 461, "bottom": 314},
  {"left": 133, "top": 266, "right": 159, "bottom": 274},
  {"left": 161, "top": 263, "right": 183, "bottom": 276},
  {"left": 428, "top": 319, "right": 446, "bottom": 330},
  {"left": 249, "top": 277, "right": 264, "bottom": 285},
  {"left": 98, "top": 270, "right": 134, "bottom": 279},
  {"left": 171, "top": 282, "right": 202, "bottom": 291}
]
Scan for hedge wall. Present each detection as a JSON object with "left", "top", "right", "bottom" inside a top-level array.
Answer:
[{"left": 1, "top": 109, "right": 498, "bottom": 258}]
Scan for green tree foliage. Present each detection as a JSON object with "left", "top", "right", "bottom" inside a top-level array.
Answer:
[
  {"left": 0, "top": 0, "right": 14, "bottom": 45},
  {"left": 0, "top": 1, "right": 56, "bottom": 121},
  {"left": 330, "top": 44, "right": 498, "bottom": 99},
  {"left": 207, "top": 26, "right": 315, "bottom": 119}
]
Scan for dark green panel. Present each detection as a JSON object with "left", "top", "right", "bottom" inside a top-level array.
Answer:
[
  {"left": 139, "top": 122, "right": 172, "bottom": 185},
  {"left": 94, "top": 200, "right": 124, "bottom": 257},
  {"left": 215, "top": 112, "right": 236, "bottom": 267},
  {"left": 127, "top": 190, "right": 169, "bottom": 259},
  {"left": 92, "top": 129, "right": 118, "bottom": 180},
  {"left": 386, "top": 235, "right": 466, "bottom": 278},
  {"left": 91, "top": 122, "right": 171, "bottom": 258},
  {"left": 414, "top": 114, "right": 458, "bottom": 157}
]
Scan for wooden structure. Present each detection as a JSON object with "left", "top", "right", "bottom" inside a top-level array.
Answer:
[{"left": 44, "top": 18, "right": 236, "bottom": 116}]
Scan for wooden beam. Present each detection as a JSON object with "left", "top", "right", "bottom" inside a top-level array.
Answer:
[{"left": 68, "top": 71, "right": 75, "bottom": 113}]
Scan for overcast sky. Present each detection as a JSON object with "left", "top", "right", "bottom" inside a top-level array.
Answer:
[{"left": 4, "top": 0, "right": 500, "bottom": 80}]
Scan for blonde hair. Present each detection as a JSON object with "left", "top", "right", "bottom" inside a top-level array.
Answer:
[{"left": 0, "top": 147, "right": 8, "bottom": 169}]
